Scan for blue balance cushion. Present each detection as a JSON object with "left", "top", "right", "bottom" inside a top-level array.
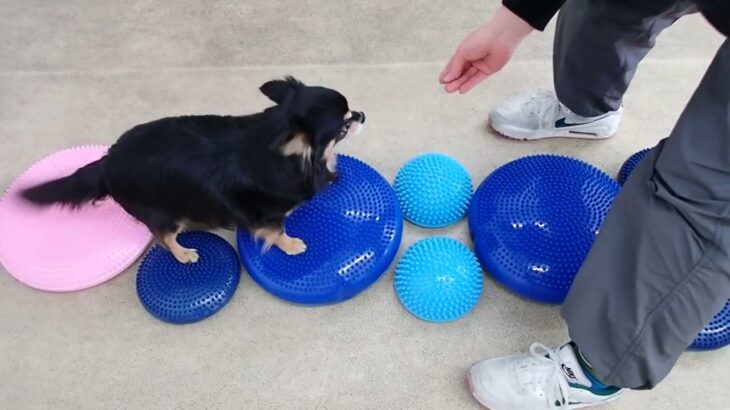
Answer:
[
  {"left": 469, "top": 155, "right": 619, "bottom": 304},
  {"left": 393, "top": 153, "right": 473, "bottom": 228},
  {"left": 617, "top": 148, "right": 651, "bottom": 185},
  {"left": 136, "top": 231, "right": 241, "bottom": 324},
  {"left": 620, "top": 149, "right": 729, "bottom": 351},
  {"left": 237, "top": 155, "right": 403, "bottom": 305},
  {"left": 691, "top": 301, "right": 730, "bottom": 351},
  {"left": 394, "top": 237, "right": 483, "bottom": 323}
]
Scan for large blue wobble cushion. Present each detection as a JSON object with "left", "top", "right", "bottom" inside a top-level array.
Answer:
[
  {"left": 238, "top": 155, "right": 403, "bottom": 305},
  {"left": 469, "top": 155, "right": 619, "bottom": 304}
]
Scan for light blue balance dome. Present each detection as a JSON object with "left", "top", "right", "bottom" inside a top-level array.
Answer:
[
  {"left": 469, "top": 155, "right": 619, "bottom": 305},
  {"left": 394, "top": 237, "right": 483, "bottom": 323},
  {"left": 394, "top": 153, "right": 473, "bottom": 228}
]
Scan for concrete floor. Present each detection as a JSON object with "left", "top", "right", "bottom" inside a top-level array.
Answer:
[{"left": 1, "top": 1, "right": 727, "bottom": 409}]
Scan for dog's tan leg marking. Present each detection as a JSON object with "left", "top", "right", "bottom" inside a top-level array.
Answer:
[
  {"left": 254, "top": 227, "right": 307, "bottom": 255},
  {"left": 323, "top": 140, "right": 337, "bottom": 172},
  {"left": 162, "top": 229, "right": 199, "bottom": 264}
]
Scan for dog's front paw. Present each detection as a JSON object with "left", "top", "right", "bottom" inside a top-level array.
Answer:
[
  {"left": 173, "top": 248, "right": 200, "bottom": 264},
  {"left": 279, "top": 237, "right": 307, "bottom": 256}
]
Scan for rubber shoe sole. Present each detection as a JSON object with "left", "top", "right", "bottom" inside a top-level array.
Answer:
[{"left": 489, "top": 112, "right": 621, "bottom": 141}]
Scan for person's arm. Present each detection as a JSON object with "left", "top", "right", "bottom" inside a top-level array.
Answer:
[
  {"left": 439, "top": 1, "right": 565, "bottom": 94},
  {"left": 501, "top": 0, "right": 565, "bottom": 31},
  {"left": 439, "top": 6, "right": 534, "bottom": 93}
]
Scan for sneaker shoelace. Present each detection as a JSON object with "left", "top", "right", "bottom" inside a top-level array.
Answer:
[
  {"left": 515, "top": 343, "right": 573, "bottom": 409},
  {"left": 525, "top": 90, "right": 572, "bottom": 126}
]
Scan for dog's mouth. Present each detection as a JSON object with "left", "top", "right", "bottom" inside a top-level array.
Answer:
[{"left": 339, "top": 111, "right": 366, "bottom": 140}]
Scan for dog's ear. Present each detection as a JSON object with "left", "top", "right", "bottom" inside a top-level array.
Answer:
[{"left": 260, "top": 76, "right": 304, "bottom": 104}]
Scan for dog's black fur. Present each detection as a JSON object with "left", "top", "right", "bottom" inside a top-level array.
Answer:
[{"left": 21, "top": 76, "right": 364, "bottom": 261}]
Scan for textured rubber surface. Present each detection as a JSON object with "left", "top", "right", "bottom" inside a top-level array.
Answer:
[
  {"left": 619, "top": 150, "right": 729, "bottom": 351},
  {"left": 469, "top": 155, "right": 619, "bottom": 304},
  {"left": 691, "top": 301, "right": 730, "bottom": 351},
  {"left": 395, "top": 237, "right": 482, "bottom": 323},
  {"left": 394, "top": 153, "right": 473, "bottom": 228},
  {"left": 617, "top": 148, "right": 651, "bottom": 185},
  {"left": 237, "top": 155, "right": 403, "bottom": 305},
  {"left": 0, "top": 145, "right": 153, "bottom": 292},
  {"left": 137, "top": 231, "right": 241, "bottom": 324}
]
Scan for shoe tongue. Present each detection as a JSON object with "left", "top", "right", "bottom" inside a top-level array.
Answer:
[{"left": 558, "top": 344, "right": 592, "bottom": 388}]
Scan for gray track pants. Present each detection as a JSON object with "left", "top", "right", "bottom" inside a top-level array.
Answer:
[{"left": 556, "top": 0, "right": 730, "bottom": 390}]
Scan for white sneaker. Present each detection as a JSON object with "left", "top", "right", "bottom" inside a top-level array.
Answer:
[
  {"left": 489, "top": 90, "right": 623, "bottom": 140},
  {"left": 467, "top": 343, "right": 623, "bottom": 410}
]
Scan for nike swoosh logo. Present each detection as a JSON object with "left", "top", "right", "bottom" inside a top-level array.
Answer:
[
  {"left": 554, "top": 399, "right": 586, "bottom": 407},
  {"left": 555, "top": 117, "right": 602, "bottom": 128}
]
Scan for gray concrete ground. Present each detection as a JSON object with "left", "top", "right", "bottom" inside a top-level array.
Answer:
[{"left": 0, "top": 1, "right": 727, "bottom": 409}]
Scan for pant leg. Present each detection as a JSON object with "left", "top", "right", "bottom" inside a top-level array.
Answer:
[
  {"left": 562, "top": 39, "right": 730, "bottom": 390},
  {"left": 553, "top": 0, "right": 696, "bottom": 117}
]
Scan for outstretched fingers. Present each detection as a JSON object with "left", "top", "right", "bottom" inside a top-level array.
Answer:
[
  {"left": 440, "top": 53, "right": 467, "bottom": 84},
  {"left": 444, "top": 66, "right": 481, "bottom": 93}
]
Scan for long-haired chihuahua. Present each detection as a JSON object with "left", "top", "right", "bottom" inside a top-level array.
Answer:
[{"left": 22, "top": 76, "right": 365, "bottom": 263}]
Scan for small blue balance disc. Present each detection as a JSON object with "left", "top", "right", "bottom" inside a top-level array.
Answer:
[
  {"left": 469, "top": 155, "right": 619, "bottom": 304},
  {"left": 619, "top": 150, "right": 730, "bottom": 351},
  {"left": 617, "top": 148, "right": 651, "bottom": 185},
  {"left": 237, "top": 155, "right": 403, "bottom": 305},
  {"left": 136, "top": 231, "right": 241, "bottom": 324},
  {"left": 394, "top": 237, "right": 483, "bottom": 323},
  {"left": 394, "top": 153, "right": 473, "bottom": 228},
  {"left": 691, "top": 301, "right": 730, "bottom": 351}
]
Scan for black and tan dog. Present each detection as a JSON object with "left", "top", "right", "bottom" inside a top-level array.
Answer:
[{"left": 22, "top": 76, "right": 365, "bottom": 263}]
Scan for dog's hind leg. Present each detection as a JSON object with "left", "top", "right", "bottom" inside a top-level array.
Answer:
[
  {"left": 120, "top": 202, "right": 200, "bottom": 264},
  {"left": 161, "top": 227, "right": 199, "bottom": 264}
]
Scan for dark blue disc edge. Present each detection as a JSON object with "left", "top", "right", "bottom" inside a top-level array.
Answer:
[
  {"left": 237, "top": 156, "right": 404, "bottom": 306},
  {"left": 689, "top": 301, "right": 730, "bottom": 351},
  {"left": 136, "top": 231, "right": 242, "bottom": 325},
  {"left": 617, "top": 150, "right": 728, "bottom": 351},
  {"left": 618, "top": 148, "right": 651, "bottom": 185},
  {"left": 467, "top": 155, "right": 618, "bottom": 305}
]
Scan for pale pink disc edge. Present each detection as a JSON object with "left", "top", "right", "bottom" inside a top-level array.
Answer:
[{"left": 0, "top": 145, "right": 153, "bottom": 292}]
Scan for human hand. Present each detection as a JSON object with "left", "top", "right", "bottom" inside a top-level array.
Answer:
[{"left": 439, "top": 6, "right": 534, "bottom": 94}]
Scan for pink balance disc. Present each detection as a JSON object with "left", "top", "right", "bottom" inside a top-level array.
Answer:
[{"left": 0, "top": 146, "right": 153, "bottom": 292}]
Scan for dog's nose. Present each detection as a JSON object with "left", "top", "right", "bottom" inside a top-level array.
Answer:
[{"left": 351, "top": 111, "right": 366, "bottom": 124}]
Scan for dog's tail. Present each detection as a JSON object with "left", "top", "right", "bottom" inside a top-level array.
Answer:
[{"left": 21, "top": 157, "right": 110, "bottom": 208}]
